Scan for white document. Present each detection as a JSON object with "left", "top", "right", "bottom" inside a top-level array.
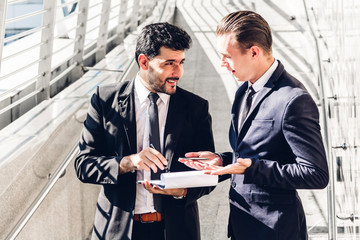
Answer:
[{"left": 137, "top": 170, "right": 218, "bottom": 189}]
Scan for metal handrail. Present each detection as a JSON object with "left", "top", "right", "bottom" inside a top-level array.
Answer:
[
  {"left": 55, "top": 10, "right": 79, "bottom": 25},
  {"left": 84, "top": 37, "right": 99, "bottom": 49},
  {"left": 0, "top": 74, "right": 40, "bottom": 99},
  {"left": 50, "top": 52, "right": 79, "bottom": 72},
  {"left": 86, "top": 24, "right": 100, "bottom": 34},
  {"left": 109, "top": 13, "right": 121, "bottom": 21},
  {"left": 5, "top": 143, "right": 79, "bottom": 240},
  {"left": 106, "top": 33, "right": 119, "bottom": 44},
  {"left": 7, "top": 0, "right": 27, "bottom": 5},
  {"left": 0, "top": 88, "right": 43, "bottom": 116},
  {"left": 337, "top": 213, "right": 359, "bottom": 222},
  {"left": 110, "top": 2, "right": 122, "bottom": 9},
  {"left": 89, "top": 1, "right": 103, "bottom": 9},
  {"left": 52, "top": 39, "right": 77, "bottom": 55},
  {"left": 4, "top": 25, "right": 46, "bottom": 43},
  {"left": 86, "top": 13, "right": 102, "bottom": 22},
  {"left": 83, "top": 45, "right": 99, "bottom": 60},
  {"left": 2, "top": 42, "right": 44, "bottom": 62},
  {"left": 49, "top": 62, "right": 78, "bottom": 85},
  {"left": 5, "top": 9, "right": 47, "bottom": 24},
  {"left": 0, "top": 58, "right": 43, "bottom": 81}
]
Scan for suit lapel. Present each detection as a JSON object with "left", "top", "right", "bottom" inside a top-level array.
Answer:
[
  {"left": 117, "top": 79, "right": 137, "bottom": 154},
  {"left": 237, "top": 61, "right": 285, "bottom": 142},
  {"left": 163, "top": 91, "right": 186, "bottom": 170}
]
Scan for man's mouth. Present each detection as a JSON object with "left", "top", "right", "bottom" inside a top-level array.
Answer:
[{"left": 166, "top": 78, "right": 179, "bottom": 87}]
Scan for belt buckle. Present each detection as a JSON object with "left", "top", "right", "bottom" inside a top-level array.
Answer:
[{"left": 140, "top": 214, "right": 154, "bottom": 224}]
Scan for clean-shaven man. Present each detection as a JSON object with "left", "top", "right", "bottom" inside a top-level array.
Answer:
[{"left": 181, "top": 11, "right": 329, "bottom": 240}]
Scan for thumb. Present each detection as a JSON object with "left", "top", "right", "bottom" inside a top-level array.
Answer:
[
  {"left": 185, "top": 152, "right": 200, "bottom": 157},
  {"left": 237, "top": 158, "right": 252, "bottom": 167}
]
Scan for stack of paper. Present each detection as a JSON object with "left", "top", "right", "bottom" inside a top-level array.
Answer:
[{"left": 138, "top": 170, "right": 218, "bottom": 189}]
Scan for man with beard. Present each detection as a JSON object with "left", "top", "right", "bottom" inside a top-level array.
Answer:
[{"left": 75, "top": 22, "right": 215, "bottom": 240}]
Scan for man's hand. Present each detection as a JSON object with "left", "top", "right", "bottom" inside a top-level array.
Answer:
[
  {"left": 142, "top": 180, "right": 187, "bottom": 197},
  {"left": 203, "top": 158, "right": 252, "bottom": 175},
  {"left": 119, "top": 147, "right": 168, "bottom": 174},
  {"left": 178, "top": 151, "right": 223, "bottom": 170}
]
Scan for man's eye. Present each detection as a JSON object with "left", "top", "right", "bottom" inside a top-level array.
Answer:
[{"left": 165, "top": 62, "right": 173, "bottom": 65}]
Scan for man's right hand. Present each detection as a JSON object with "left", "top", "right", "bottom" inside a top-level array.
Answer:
[
  {"left": 179, "top": 151, "right": 223, "bottom": 170},
  {"left": 119, "top": 147, "right": 168, "bottom": 174}
]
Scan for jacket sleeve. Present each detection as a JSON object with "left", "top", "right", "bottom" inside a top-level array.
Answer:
[
  {"left": 243, "top": 93, "right": 329, "bottom": 189},
  {"left": 74, "top": 86, "right": 123, "bottom": 185}
]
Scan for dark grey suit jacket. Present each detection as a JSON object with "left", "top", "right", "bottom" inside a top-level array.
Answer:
[
  {"left": 75, "top": 79, "right": 215, "bottom": 240},
  {"left": 220, "top": 61, "right": 329, "bottom": 240}
]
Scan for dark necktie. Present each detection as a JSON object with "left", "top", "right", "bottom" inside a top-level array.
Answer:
[
  {"left": 148, "top": 92, "right": 162, "bottom": 212},
  {"left": 238, "top": 86, "right": 255, "bottom": 131},
  {"left": 148, "top": 92, "right": 161, "bottom": 152}
]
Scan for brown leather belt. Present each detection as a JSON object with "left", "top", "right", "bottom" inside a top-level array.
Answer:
[{"left": 134, "top": 212, "right": 164, "bottom": 223}]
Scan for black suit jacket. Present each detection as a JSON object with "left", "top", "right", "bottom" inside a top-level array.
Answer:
[
  {"left": 75, "top": 79, "right": 215, "bottom": 240},
  {"left": 220, "top": 61, "right": 329, "bottom": 240}
]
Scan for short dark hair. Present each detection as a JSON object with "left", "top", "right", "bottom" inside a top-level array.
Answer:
[
  {"left": 216, "top": 11, "right": 272, "bottom": 54},
  {"left": 135, "top": 22, "right": 192, "bottom": 65}
]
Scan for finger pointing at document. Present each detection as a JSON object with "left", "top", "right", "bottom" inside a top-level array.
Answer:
[{"left": 120, "top": 147, "right": 168, "bottom": 174}]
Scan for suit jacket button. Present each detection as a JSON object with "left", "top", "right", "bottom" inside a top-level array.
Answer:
[
  {"left": 235, "top": 153, "right": 239, "bottom": 158},
  {"left": 231, "top": 181, "right": 237, "bottom": 188}
]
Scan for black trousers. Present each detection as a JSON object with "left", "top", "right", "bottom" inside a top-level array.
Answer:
[{"left": 132, "top": 220, "right": 165, "bottom": 240}]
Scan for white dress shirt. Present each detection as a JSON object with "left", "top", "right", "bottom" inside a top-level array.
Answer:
[
  {"left": 134, "top": 74, "right": 170, "bottom": 214},
  {"left": 237, "top": 59, "right": 278, "bottom": 131}
]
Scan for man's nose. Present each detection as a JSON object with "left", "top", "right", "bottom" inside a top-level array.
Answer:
[
  {"left": 172, "top": 64, "right": 183, "bottom": 77},
  {"left": 220, "top": 57, "right": 229, "bottom": 68}
]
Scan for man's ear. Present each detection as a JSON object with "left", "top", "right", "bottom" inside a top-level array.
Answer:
[
  {"left": 138, "top": 54, "right": 149, "bottom": 70},
  {"left": 250, "top": 46, "right": 260, "bottom": 58}
]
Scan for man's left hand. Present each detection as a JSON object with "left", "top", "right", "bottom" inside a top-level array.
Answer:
[
  {"left": 142, "top": 180, "right": 187, "bottom": 197},
  {"left": 203, "top": 158, "right": 252, "bottom": 175}
]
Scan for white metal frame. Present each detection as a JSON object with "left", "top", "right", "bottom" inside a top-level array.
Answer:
[
  {"left": 130, "top": 0, "right": 140, "bottom": 31},
  {"left": 36, "top": 0, "right": 57, "bottom": 103},
  {"left": 72, "top": 0, "right": 89, "bottom": 80},
  {"left": 0, "top": 0, "right": 165, "bottom": 128},
  {"left": 115, "top": 0, "right": 128, "bottom": 44},
  {"left": 96, "top": 0, "right": 111, "bottom": 62}
]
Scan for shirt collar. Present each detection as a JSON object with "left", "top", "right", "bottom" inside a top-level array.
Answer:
[
  {"left": 249, "top": 59, "right": 278, "bottom": 92},
  {"left": 134, "top": 73, "right": 171, "bottom": 105}
]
